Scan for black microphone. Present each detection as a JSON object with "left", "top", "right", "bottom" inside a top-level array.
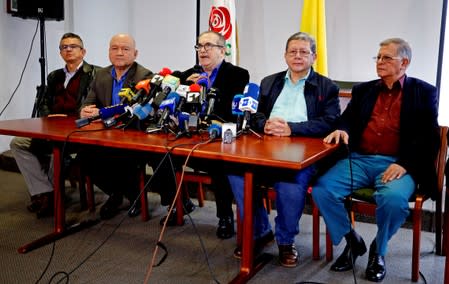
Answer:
[{"left": 204, "top": 87, "right": 220, "bottom": 120}]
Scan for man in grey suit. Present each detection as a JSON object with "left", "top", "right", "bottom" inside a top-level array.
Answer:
[{"left": 80, "top": 33, "right": 152, "bottom": 220}]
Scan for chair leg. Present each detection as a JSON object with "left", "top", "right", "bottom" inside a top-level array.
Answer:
[
  {"left": 412, "top": 199, "right": 423, "bottom": 282},
  {"left": 325, "top": 227, "right": 333, "bottom": 261},
  {"left": 139, "top": 167, "right": 149, "bottom": 221},
  {"left": 311, "top": 198, "right": 321, "bottom": 260},
  {"left": 197, "top": 183, "right": 205, "bottom": 208}
]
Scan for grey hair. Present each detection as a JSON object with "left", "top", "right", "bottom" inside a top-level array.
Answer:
[
  {"left": 285, "top": 32, "right": 316, "bottom": 54},
  {"left": 380, "top": 38, "right": 412, "bottom": 62}
]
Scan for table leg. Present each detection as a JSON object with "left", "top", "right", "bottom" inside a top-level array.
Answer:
[{"left": 230, "top": 171, "right": 272, "bottom": 283}]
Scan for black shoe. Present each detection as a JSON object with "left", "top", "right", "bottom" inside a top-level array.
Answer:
[
  {"left": 234, "top": 230, "right": 275, "bottom": 259},
  {"left": 182, "top": 198, "right": 196, "bottom": 214},
  {"left": 159, "top": 199, "right": 195, "bottom": 226},
  {"left": 128, "top": 201, "right": 141, "bottom": 218},
  {"left": 330, "top": 230, "right": 367, "bottom": 272},
  {"left": 216, "top": 216, "right": 234, "bottom": 239},
  {"left": 35, "top": 192, "right": 54, "bottom": 219},
  {"left": 365, "top": 240, "right": 386, "bottom": 282},
  {"left": 99, "top": 193, "right": 123, "bottom": 220}
]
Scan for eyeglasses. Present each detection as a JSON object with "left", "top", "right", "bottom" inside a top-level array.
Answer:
[
  {"left": 59, "top": 44, "right": 82, "bottom": 51},
  {"left": 194, "top": 43, "right": 224, "bottom": 51},
  {"left": 286, "top": 49, "right": 313, "bottom": 57},
  {"left": 372, "top": 55, "right": 402, "bottom": 63}
]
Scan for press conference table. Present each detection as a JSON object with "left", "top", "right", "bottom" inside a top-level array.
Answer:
[{"left": 0, "top": 116, "right": 338, "bottom": 283}]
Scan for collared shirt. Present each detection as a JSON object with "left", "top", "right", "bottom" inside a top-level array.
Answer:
[
  {"left": 63, "top": 61, "right": 83, "bottom": 88},
  {"left": 204, "top": 61, "right": 223, "bottom": 88},
  {"left": 269, "top": 69, "right": 309, "bottom": 122},
  {"left": 111, "top": 67, "right": 130, "bottom": 105},
  {"left": 359, "top": 76, "right": 405, "bottom": 156}
]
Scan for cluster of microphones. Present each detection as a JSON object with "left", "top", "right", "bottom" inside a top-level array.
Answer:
[{"left": 75, "top": 67, "right": 260, "bottom": 142}]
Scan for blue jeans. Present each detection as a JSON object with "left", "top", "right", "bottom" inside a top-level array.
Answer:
[
  {"left": 311, "top": 153, "right": 415, "bottom": 256},
  {"left": 228, "top": 166, "right": 315, "bottom": 244}
]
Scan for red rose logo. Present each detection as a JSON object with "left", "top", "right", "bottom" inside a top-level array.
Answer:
[{"left": 209, "top": 6, "right": 232, "bottom": 40}]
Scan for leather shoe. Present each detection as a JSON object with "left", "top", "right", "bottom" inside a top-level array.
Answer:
[
  {"left": 100, "top": 193, "right": 123, "bottom": 220},
  {"left": 365, "top": 240, "right": 386, "bottom": 282},
  {"left": 127, "top": 201, "right": 141, "bottom": 218},
  {"left": 35, "top": 192, "right": 54, "bottom": 219},
  {"left": 216, "top": 216, "right": 234, "bottom": 239},
  {"left": 159, "top": 199, "right": 196, "bottom": 226},
  {"left": 234, "top": 230, "right": 275, "bottom": 259},
  {"left": 27, "top": 192, "right": 53, "bottom": 214},
  {"left": 330, "top": 230, "right": 367, "bottom": 272},
  {"left": 278, "top": 244, "right": 299, "bottom": 267}
]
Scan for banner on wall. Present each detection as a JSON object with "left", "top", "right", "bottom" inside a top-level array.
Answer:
[
  {"left": 300, "top": 0, "right": 328, "bottom": 76},
  {"left": 208, "top": 0, "right": 238, "bottom": 65}
]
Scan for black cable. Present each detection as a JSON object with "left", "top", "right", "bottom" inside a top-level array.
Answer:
[{"left": 0, "top": 19, "right": 39, "bottom": 118}]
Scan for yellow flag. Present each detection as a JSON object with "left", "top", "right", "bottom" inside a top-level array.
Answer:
[{"left": 300, "top": 0, "right": 328, "bottom": 76}]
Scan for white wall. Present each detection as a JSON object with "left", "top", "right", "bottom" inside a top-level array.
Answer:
[{"left": 0, "top": 0, "right": 446, "bottom": 152}]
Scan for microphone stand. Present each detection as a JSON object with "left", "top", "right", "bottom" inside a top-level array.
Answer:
[{"left": 31, "top": 10, "right": 47, "bottom": 118}]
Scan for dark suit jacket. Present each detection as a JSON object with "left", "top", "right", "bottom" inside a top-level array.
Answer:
[
  {"left": 253, "top": 68, "right": 341, "bottom": 137},
  {"left": 82, "top": 62, "right": 152, "bottom": 109},
  {"left": 39, "top": 61, "right": 99, "bottom": 117},
  {"left": 180, "top": 61, "right": 250, "bottom": 122},
  {"left": 340, "top": 76, "right": 440, "bottom": 198}
]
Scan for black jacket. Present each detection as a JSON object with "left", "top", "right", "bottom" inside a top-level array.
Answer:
[
  {"left": 253, "top": 68, "right": 341, "bottom": 137},
  {"left": 340, "top": 76, "right": 440, "bottom": 199},
  {"left": 180, "top": 61, "right": 250, "bottom": 123}
]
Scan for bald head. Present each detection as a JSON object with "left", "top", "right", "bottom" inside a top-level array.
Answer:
[{"left": 108, "top": 33, "right": 138, "bottom": 72}]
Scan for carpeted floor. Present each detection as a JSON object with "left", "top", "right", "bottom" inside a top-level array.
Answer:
[{"left": 0, "top": 168, "right": 445, "bottom": 284}]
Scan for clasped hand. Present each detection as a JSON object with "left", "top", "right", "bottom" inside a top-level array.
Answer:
[{"left": 264, "top": 117, "right": 291, "bottom": 136}]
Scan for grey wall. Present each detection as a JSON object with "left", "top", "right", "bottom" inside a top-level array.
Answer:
[{"left": 0, "top": 0, "right": 445, "bottom": 152}]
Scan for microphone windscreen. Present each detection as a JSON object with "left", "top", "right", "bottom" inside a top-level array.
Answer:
[
  {"left": 243, "top": 83, "right": 260, "bottom": 100},
  {"left": 159, "top": 67, "right": 172, "bottom": 76}
]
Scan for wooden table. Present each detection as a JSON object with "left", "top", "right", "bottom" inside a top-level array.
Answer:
[{"left": 0, "top": 116, "right": 338, "bottom": 283}]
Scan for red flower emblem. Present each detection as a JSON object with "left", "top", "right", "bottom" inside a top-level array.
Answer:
[{"left": 209, "top": 6, "right": 232, "bottom": 40}]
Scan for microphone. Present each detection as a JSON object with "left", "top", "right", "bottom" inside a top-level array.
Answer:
[
  {"left": 232, "top": 94, "right": 244, "bottom": 130},
  {"left": 141, "top": 74, "right": 164, "bottom": 105},
  {"left": 239, "top": 83, "right": 260, "bottom": 131},
  {"left": 103, "top": 104, "right": 134, "bottom": 128},
  {"left": 175, "top": 111, "right": 192, "bottom": 138},
  {"left": 208, "top": 121, "right": 222, "bottom": 140},
  {"left": 158, "top": 67, "right": 172, "bottom": 77},
  {"left": 156, "top": 92, "right": 181, "bottom": 128},
  {"left": 133, "top": 103, "right": 154, "bottom": 121},
  {"left": 151, "top": 73, "right": 181, "bottom": 109},
  {"left": 118, "top": 88, "right": 135, "bottom": 104},
  {"left": 130, "top": 79, "right": 151, "bottom": 104},
  {"left": 75, "top": 104, "right": 127, "bottom": 128},
  {"left": 204, "top": 87, "right": 220, "bottom": 119}
]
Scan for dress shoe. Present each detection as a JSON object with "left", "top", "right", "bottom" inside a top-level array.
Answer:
[
  {"left": 365, "top": 240, "right": 386, "bottom": 282},
  {"left": 35, "top": 192, "right": 54, "bottom": 219},
  {"left": 99, "top": 193, "right": 123, "bottom": 220},
  {"left": 159, "top": 199, "right": 196, "bottom": 226},
  {"left": 216, "top": 216, "right": 234, "bottom": 239},
  {"left": 330, "top": 230, "right": 367, "bottom": 272},
  {"left": 127, "top": 201, "right": 141, "bottom": 218},
  {"left": 278, "top": 244, "right": 299, "bottom": 267},
  {"left": 234, "top": 230, "right": 275, "bottom": 259},
  {"left": 27, "top": 192, "right": 53, "bottom": 213}
]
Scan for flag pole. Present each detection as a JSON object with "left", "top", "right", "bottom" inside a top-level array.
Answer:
[{"left": 196, "top": 0, "right": 200, "bottom": 65}]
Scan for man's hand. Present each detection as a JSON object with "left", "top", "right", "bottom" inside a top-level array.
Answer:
[
  {"left": 264, "top": 117, "right": 291, "bottom": 136},
  {"left": 381, "top": 163, "right": 407, "bottom": 183},
  {"left": 80, "top": 104, "right": 99, "bottom": 119},
  {"left": 323, "top": 129, "right": 349, "bottom": 145}
]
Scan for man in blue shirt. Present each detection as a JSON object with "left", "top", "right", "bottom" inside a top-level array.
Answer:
[{"left": 228, "top": 32, "right": 340, "bottom": 267}]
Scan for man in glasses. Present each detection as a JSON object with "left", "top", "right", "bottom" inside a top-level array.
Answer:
[
  {"left": 157, "top": 31, "right": 249, "bottom": 240},
  {"left": 228, "top": 32, "right": 340, "bottom": 267},
  {"left": 10, "top": 33, "right": 99, "bottom": 218},
  {"left": 312, "top": 38, "right": 439, "bottom": 282}
]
